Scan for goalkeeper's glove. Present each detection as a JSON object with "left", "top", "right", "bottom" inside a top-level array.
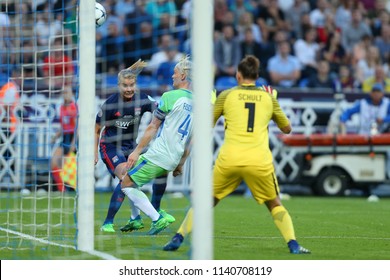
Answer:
[
  {"left": 210, "top": 89, "right": 217, "bottom": 105},
  {"left": 261, "top": 85, "right": 278, "bottom": 98}
]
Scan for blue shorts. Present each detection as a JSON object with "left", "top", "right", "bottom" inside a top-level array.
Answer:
[
  {"left": 62, "top": 133, "right": 75, "bottom": 155},
  {"left": 99, "top": 142, "right": 130, "bottom": 178}
]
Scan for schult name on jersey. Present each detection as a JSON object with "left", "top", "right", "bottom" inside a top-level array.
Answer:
[{"left": 238, "top": 93, "right": 262, "bottom": 102}]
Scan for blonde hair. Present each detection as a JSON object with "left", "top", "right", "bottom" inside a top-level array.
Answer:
[
  {"left": 117, "top": 59, "right": 148, "bottom": 84},
  {"left": 175, "top": 54, "right": 192, "bottom": 82}
]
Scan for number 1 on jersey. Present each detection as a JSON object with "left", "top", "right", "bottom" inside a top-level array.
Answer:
[{"left": 245, "top": 102, "right": 255, "bottom": 132}]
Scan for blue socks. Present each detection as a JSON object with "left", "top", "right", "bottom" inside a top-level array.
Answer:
[
  {"left": 103, "top": 182, "right": 124, "bottom": 224},
  {"left": 151, "top": 176, "right": 167, "bottom": 210}
]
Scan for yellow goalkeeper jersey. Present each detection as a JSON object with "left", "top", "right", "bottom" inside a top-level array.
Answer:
[{"left": 213, "top": 83, "right": 289, "bottom": 173}]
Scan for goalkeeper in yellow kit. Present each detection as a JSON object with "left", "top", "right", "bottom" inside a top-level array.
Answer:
[{"left": 163, "top": 55, "right": 310, "bottom": 254}]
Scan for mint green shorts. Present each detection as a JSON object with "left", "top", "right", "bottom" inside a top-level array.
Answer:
[{"left": 128, "top": 155, "right": 168, "bottom": 187}]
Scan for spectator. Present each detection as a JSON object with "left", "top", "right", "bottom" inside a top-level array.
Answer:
[
  {"left": 336, "top": 65, "right": 356, "bottom": 92},
  {"left": 180, "top": 0, "right": 192, "bottom": 26},
  {"left": 334, "top": 0, "right": 353, "bottom": 32},
  {"left": 321, "top": 31, "right": 348, "bottom": 74},
  {"left": 362, "top": 65, "right": 390, "bottom": 93},
  {"left": 42, "top": 38, "right": 74, "bottom": 88},
  {"left": 115, "top": 0, "right": 135, "bottom": 20},
  {"left": 369, "top": 0, "right": 388, "bottom": 31},
  {"left": 0, "top": 10, "right": 13, "bottom": 73},
  {"left": 31, "top": 0, "right": 47, "bottom": 11},
  {"left": 268, "top": 40, "right": 301, "bottom": 87},
  {"left": 50, "top": 86, "right": 77, "bottom": 192},
  {"left": 317, "top": 12, "right": 338, "bottom": 46},
  {"left": 214, "top": 24, "right": 242, "bottom": 78},
  {"left": 156, "top": 13, "right": 174, "bottom": 35},
  {"left": 299, "top": 12, "right": 313, "bottom": 39},
  {"left": 306, "top": 60, "right": 335, "bottom": 90},
  {"left": 342, "top": 9, "right": 372, "bottom": 54},
  {"left": 294, "top": 27, "right": 320, "bottom": 80},
  {"left": 309, "top": 0, "right": 331, "bottom": 31},
  {"left": 285, "top": 0, "right": 310, "bottom": 39},
  {"left": 258, "top": 29, "right": 289, "bottom": 80},
  {"left": 34, "top": 5, "right": 62, "bottom": 46},
  {"left": 340, "top": 83, "right": 390, "bottom": 135},
  {"left": 277, "top": 0, "right": 295, "bottom": 14},
  {"left": 375, "top": 23, "right": 390, "bottom": 62},
  {"left": 8, "top": 2, "right": 34, "bottom": 49},
  {"left": 64, "top": 0, "right": 78, "bottom": 45},
  {"left": 0, "top": 69, "right": 20, "bottom": 133},
  {"left": 236, "top": 11, "right": 262, "bottom": 44},
  {"left": 240, "top": 28, "right": 262, "bottom": 60},
  {"left": 351, "top": 33, "right": 373, "bottom": 65},
  {"left": 145, "top": 0, "right": 177, "bottom": 29},
  {"left": 229, "top": 0, "right": 255, "bottom": 26},
  {"left": 101, "top": 22, "right": 124, "bottom": 73},
  {"left": 156, "top": 46, "right": 179, "bottom": 91},
  {"left": 123, "top": 0, "right": 153, "bottom": 36},
  {"left": 371, "top": 9, "right": 390, "bottom": 38},
  {"left": 146, "top": 34, "right": 183, "bottom": 75},
  {"left": 123, "top": 21, "right": 154, "bottom": 67},
  {"left": 214, "top": 0, "right": 230, "bottom": 32},
  {"left": 214, "top": 10, "right": 236, "bottom": 34},
  {"left": 355, "top": 45, "right": 383, "bottom": 86},
  {"left": 256, "top": 0, "right": 288, "bottom": 42}
]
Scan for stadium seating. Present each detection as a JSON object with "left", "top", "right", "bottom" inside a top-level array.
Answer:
[{"left": 215, "top": 76, "right": 238, "bottom": 91}]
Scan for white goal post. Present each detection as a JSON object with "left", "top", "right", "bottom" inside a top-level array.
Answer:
[
  {"left": 77, "top": 0, "right": 96, "bottom": 252},
  {"left": 191, "top": 0, "right": 214, "bottom": 260}
]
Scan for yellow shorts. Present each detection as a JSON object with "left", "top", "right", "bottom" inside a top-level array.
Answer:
[{"left": 213, "top": 162, "right": 280, "bottom": 204}]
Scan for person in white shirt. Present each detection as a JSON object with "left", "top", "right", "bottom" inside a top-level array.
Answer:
[{"left": 293, "top": 27, "right": 320, "bottom": 80}]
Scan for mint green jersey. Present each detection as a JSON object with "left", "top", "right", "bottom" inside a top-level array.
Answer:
[{"left": 143, "top": 89, "right": 193, "bottom": 171}]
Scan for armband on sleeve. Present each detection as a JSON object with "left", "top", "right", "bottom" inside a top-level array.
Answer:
[{"left": 153, "top": 108, "right": 166, "bottom": 121}]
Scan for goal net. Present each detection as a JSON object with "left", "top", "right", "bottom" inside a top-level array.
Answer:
[
  {"left": 1, "top": 0, "right": 207, "bottom": 260},
  {"left": 0, "top": 0, "right": 79, "bottom": 258}
]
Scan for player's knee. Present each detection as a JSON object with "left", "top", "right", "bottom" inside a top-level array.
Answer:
[
  {"left": 121, "top": 175, "right": 133, "bottom": 188},
  {"left": 265, "top": 196, "right": 282, "bottom": 211}
]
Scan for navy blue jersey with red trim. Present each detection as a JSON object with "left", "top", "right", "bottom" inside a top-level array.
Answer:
[{"left": 96, "top": 92, "right": 155, "bottom": 150}]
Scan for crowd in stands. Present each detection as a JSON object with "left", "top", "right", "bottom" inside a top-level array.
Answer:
[{"left": 2, "top": 0, "right": 390, "bottom": 96}]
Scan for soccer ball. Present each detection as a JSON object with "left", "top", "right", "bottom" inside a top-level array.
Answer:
[{"left": 95, "top": 2, "right": 107, "bottom": 27}]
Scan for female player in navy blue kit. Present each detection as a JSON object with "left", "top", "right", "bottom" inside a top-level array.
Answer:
[{"left": 95, "top": 60, "right": 175, "bottom": 232}]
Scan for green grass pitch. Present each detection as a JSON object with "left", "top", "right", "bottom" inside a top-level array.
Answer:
[{"left": 1, "top": 192, "right": 389, "bottom": 260}]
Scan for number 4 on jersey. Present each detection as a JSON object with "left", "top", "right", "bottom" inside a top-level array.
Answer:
[{"left": 178, "top": 114, "right": 191, "bottom": 140}]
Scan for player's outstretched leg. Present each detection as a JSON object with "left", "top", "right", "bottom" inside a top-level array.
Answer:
[
  {"left": 151, "top": 176, "right": 176, "bottom": 223},
  {"left": 148, "top": 215, "right": 170, "bottom": 235},
  {"left": 122, "top": 186, "right": 170, "bottom": 235},
  {"left": 288, "top": 240, "right": 311, "bottom": 254},
  {"left": 163, "top": 208, "right": 193, "bottom": 251},
  {"left": 163, "top": 233, "right": 184, "bottom": 251},
  {"left": 101, "top": 182, "right": 125, "bottom": 232},
  {"left": 158, "top": 209, "right": 175, "bottom": 223},
  {"left": 120, "top": 215, "right": 144, "bottom": 232}
]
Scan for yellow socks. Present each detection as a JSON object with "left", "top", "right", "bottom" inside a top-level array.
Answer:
[
  {"left": 271, "top": 205, "right": 296, "bottom": 243},
  {"left": 177, "top": 208, "right": 193, "bottom": 237}
]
